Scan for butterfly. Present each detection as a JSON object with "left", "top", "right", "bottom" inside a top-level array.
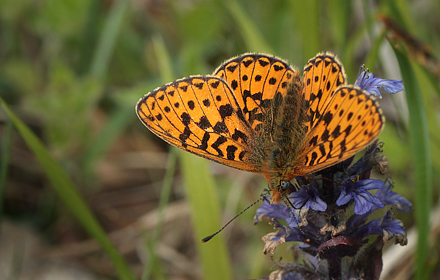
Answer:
[{"left": 136, "top": 53, "right": 384, "bottom": 203}]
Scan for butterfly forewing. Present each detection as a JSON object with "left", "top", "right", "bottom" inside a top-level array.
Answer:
[
  {"left": 297, "top": 86, "right": 385, "bottom": 174},
  {"left": 214, "top": 54, "right": 299, "bottom": 131},
  {"left": 136, "top": 76, "right": 261, "bottom": 172},
  {"left": 302, "top": 53, "right": 346, "bottom": 133}
]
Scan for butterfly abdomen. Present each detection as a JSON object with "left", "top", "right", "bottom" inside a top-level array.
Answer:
[
  {"left": 261, "top": 76, "right": 311, "bottom": 183},
  {"left": 273, "top": 75, "right": 309, "bottom": 155}
]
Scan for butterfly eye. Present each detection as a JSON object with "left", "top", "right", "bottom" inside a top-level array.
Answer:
[{"left": 280, "top": 181, "right": 291, "bottom": 190}]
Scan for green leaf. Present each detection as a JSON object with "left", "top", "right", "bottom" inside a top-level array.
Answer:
[{"left": 392, "top": 45, "right": 432, "bottom": 280}]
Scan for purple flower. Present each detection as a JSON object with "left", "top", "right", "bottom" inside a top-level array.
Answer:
[
  {"left": 254, "top": 142, "right": 410, "bottom": 280},
  {"left": 290, "top": 186, "right": 327, "bottom": 212},
  {"left": 253, "top": 66, "right": 408, "bottom": 280},
  {"left": 354, "top": 65, "right": 404, "bottom": 97},
  {"left": 336, "top": 178, "right": 384, "bottom": 215},
  {"left": 354, "top": 210, "right": 408, "bottom": 245}
]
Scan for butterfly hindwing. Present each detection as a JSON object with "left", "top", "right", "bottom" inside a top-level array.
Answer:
[
  {"left": 214, "top": 54, "right": 299, "bottom": 131},
  {"left": 136, "top": 76, "right": 261, "bottom": 172},
  {"left": 302, "top": 53, "right": 346, "bottom": 134},
  {"left": 297, "top": 86, "right": 385, "bottom": 174}
]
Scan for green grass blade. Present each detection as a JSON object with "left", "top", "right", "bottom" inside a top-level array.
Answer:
[
  {"left": 152, "top": 36, "right": 232, "bottom": 280},
  {"left": 89, "top": 0, "right": 128, "bottom": 79},
  {"left": 0, "top": 120, "right": 13, "bottom": 221},
  {"left": 142, "top": 148, "right": 177, "bottom": 280},
  {"left": 328, "top": 0, "right": 351, "bottom": 53},
  {"left": 392, "top": 46, "right": 432, "bottom": 280},
  {"left": 289, "top": 0, "right": 320, "bottom": 60},
  {"left": 419, "top": 66, "right": 440, "bottom": 100},
  {"left": 225, "top": 0, "right": 273, "bottom": 53},
  {"left": 78, "top": 0, "right": 101, "bottom": 74},
  {"left": 364, "top": 30, "right": 387, "bottom": 71},
  {"left": 180, "top": 152, "right": 232, "bottom": 280},
  {"left": 82, "top": 103, "right": 133, "bottom": 176},
  {"left": 0, "top": 99, "right": 136, "bottom": 280}
]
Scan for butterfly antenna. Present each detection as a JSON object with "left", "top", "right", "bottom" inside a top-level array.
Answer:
[
  {"left": 279, "top": 190, "right": 298, "bottom": 217},
  {"left": 201, "top": 195, "right": 264, "bottom": 243}
]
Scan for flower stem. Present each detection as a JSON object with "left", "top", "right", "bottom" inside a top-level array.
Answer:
[{"left": 328, "top": 257, "right": 341, "bottom": 280}]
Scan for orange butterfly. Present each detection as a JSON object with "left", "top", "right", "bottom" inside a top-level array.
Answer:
[{"left": 136, "top": 53, "right": 384, "bottom": 203}]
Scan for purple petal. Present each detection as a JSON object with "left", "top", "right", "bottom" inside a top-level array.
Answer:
[
  {"left": 290, "top": 186, "right": 327, "bottom": 212},
  {"left": 254, "top": 199, "right": 300, "bottom": 228},
  {"left": 354, "top": 66, "right": 404, "bottom": 97},
  {"left": 375, "top": 179, "right": 413, "bottom": 213},
  {"left": 336, "top": 179, "right": 383, "bottom": 214},
  {"left": 255, "top": 199, "right": 291, "bottom": 222},
  {"left": 352, "top": 191, "right": 383, "bottom": 215},
  {"left": 353, "top": 210, "right": 407, "bottom": 245}
]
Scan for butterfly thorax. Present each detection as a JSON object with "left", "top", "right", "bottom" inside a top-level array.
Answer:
[{"left": 259, "top": 76, "right": 310, "bottom": 202}]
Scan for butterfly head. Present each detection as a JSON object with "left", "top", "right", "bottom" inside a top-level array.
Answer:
[{"left": 267, "top": 179, "right": 296, "bottom": 204}]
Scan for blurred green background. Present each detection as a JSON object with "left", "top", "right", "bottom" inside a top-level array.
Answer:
[{"left": 1, "top": 0, "right": 439, "bottom": 279}]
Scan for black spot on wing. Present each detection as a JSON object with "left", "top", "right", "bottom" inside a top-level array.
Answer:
[
  {"left": 231, "top": 129, "right": 248, "bottom": 143},
  {"left": 321, "top": 129, "right": 330, "bottom": 142},
  {"left": 210, "top": 81, "right": 220, "bottom": 88},
  {"left": 199, "top": 132, "right": 210, "bottom": 150},
  {"left": 226, "top": 145, "right": 238, "bottom": 160},
  {"left": 227, "top": 64, "right": 238, "bottom": 73},
  {"left": 219, "top": 104, "right": 234, "bottom": 118},
  {"left": 309, "top": 152, "right": 318, "bottom": 165},
  {"left": 258, "top": 59, "right": 269, "bottom": 67},
  {"left": 239, "top": 151, "right": 246, "bottom": 161},
  {"left": 212, "top": 136, "right": 227, "bottom": 157},
  {"left": 273, "top": 65, "right": 284, "bottom": 71},
  {"left": 269, "top": 77, "right": 277, "bottom": 85},
  {"left": 203, "top": 99, "right": 211, "bottom": 107},
  {"left": 331, "top": 125, "right": 341, "bottom": 138},
  {"left": 242, "top": 60, "right": 253, "bottom": 67},
  {"left": 181, "top": 112, "right": 191, "bottom": 126},
  {"left": 197, "top": 116, "right": 211, "bottom": 129},
  {"left": 323, "top": 111, "right": 333, "bottom": 125},
  {"left": 194, "top": 82, "right": 204, "bottom": 90},
  {"left": 179, "top": 127, "right": 192, "bottom": 147},
  {"left": 231, "top": 80, "right": 238, "bottom": 90},
  {"left": 187, "top": 100, "right": 195, "bottom": 110},
  {"left": 213, "top": 121, "right": 228, "bottom": 134}
]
